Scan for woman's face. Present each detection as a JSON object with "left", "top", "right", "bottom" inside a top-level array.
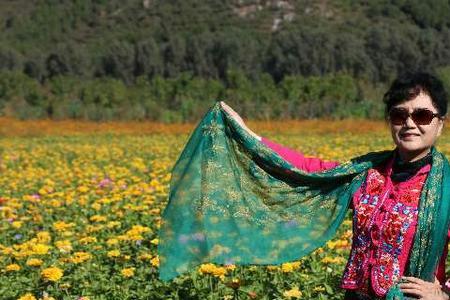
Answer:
[{"left": 389, "top": 91, "right": 444, "bottom": 162}]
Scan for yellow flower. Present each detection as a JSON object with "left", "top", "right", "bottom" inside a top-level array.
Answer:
[
  {"left": 37, "top": 231, "right": 52, "bottom": 243},
  {"left": 26, "top": 258, "right": 43, "bottom": 267},
  {"left": 326, "top": 240, "right": 337, "bottom": 249},
  {"left": 17, "top": 293, "right": 36, "bottom": 300},
  {"left": 91, "top": 203, "right": 101, "bottom": 211},
  {"left": 2, "top": 247, "right": 14, "bottom": 255},
  {"left": 198, "top": 263, "right": 227, "bottom": 279},
  {"left": 341, "top": 230, "right": 353, "bottom": 239},
  {"left": 5, "top": 263, "right": 21, "bottom": 271},
  {"left": 138, "top": 253, "right": 152, "bottom": 260},
  {"left": 283, "top": 286, "right": 302, "bottom": 299},
  {"left": 125, "top": 225, "right": 151, "bottom": 238},
  {"left": 313, "top": 247, "right": 324, "bottom": 255},
  {"left": 225, "top": 264, "right": 236, "bottom": 271},
  {"left": 150, "top": 238, "right": 159, "bottom": 245},
  {"left": 198, "top": 263, "right": 215, "bottom": 275},
  {"left": 149, "top": 208, "right": 160, "bottom": 215},
  {"left": 321, "top": 256, "right": 346, "bottom": 264},
  {"left": 281, "top": 263, "right": 294, "bottom": 273},
  {"left": 107, "top": 250, "right": 121, "bottom": 258},
  {"left": 77, "top": 186, "right": 89, "bottom": 193},
  {"left": 53, "top": 221, "right": 75, "bottom": 232},
  {"left": 38, "top": 188, "right": 48, "bottom": 195},
  {"left": 281, "top": 261, "right": 300, "bottom": 273},
  {"left": 106, "top": 238, "right": 119, "bottom": 246},
  {"left": 342, "top": 219, "right": 352, "bottom": 226},
  {"left": 313, "top": 286, "right": 326, "bottom": 292},
  {"left": 106, "top": 221, "right": 121, "bottom": 228},
  {"left": 86, "top": 225, "right": 104, "bottom": 234},
  {"left": 121, "top": 267, "right": 135, "bottom": 277},
  {"left": 90, "top": 215, "right": 107, "bottom": 222},
  {"left": 12, "top": 221, "right": 22, "bottom": 228},
  {"left": 127, "top": 234, "right": 144, "bottom": 241},
  {"left": 32, "top": 243, "right": 51, "bottom": 255},
  {"left": 41, "top": 267, "right": 63, "bottom": 282},
  {"left": 58, "top": 257, "right": 71, "bottom": 264},
  {"left": 150, "top": 256, "right": 159, "bottom": 267},
  {"left": 79, "top": 236, "right": 97, "bottom": 245},
  {"left": 55, "top": 240, "right": 72, "bottom": 253},
  {"left": 117, "top": 235, "right": 128, "bottom": 241},
  {"left": 70, "top": 252, "right": 92, "bottom": 264}
]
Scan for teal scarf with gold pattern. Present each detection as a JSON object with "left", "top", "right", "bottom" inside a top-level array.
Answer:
[{"left": 158, "top": 102, "right": 450, "bottom": 299}]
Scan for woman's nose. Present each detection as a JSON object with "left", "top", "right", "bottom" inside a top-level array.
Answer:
[{"left": 404, "top": 115, "right": 417, "bottom": 127}]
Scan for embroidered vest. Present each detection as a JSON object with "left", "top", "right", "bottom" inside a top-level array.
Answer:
[{"left": 341, "top": 161, "right": 429, "bottom": 297}]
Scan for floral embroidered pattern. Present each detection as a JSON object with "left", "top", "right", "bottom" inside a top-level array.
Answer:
[
  {"left": 342, "top": 166, "right": 427, "bottom": 297},
  {"left": 372, "top": 201, "right": 419, "bottom": 294}
]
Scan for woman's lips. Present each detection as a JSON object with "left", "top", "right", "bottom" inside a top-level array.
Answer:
[{"left": 400, "top": 133, "right": 420, "bottom": 139}]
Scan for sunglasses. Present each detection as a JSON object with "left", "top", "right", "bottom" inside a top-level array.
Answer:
[{"left": 388, "top": 107, "right": 441, "bottom": 125}]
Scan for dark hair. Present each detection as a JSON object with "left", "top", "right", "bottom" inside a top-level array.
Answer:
[{"left": 383, "top": 72, "right": 448, "bottom": 118}]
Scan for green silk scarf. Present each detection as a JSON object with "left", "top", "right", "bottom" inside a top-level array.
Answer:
[{"left": 158, "top": 102, "right": 450, "bottom": 299}]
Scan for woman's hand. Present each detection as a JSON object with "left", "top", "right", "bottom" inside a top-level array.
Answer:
[
  {"left": 399, "top": 276, "right": 449, "bottom": 299},
  {"left": 220, "top": 101, "right": 245, "bottom": 127},
  {"left": 219, "top": 101, "right": 261, "bottom": 140}
]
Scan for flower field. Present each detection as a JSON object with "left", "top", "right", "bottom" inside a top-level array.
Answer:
[{"left": 1, "top": 119, "right": 450, "bottom": 300}]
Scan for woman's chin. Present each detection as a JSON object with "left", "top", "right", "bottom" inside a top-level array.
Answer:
[{"left": 396, "top": 143, "right": 430, "bottom": 159}]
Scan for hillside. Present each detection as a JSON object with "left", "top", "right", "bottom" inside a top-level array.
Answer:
[{"left": 1, "top": 0, "right": 450, "bottom": 121}]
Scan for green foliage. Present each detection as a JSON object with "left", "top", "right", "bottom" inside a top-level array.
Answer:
[
  {"left": 436, "top": 66, "right": 450, "bottom": 103},
  {"left": 1, "top": 1, "right": 450, "bottom": 120},
  {"left": 399, "top": 0, "right": 450, "bottom": 29},
  {"left": 1, "top": 0, "right": 450, "bottom": 84},
  {"left": 0, "top": 69, "right": 392, "bottom": 121},
  {"left": 0, "top": 71, "right": 48, "bottom": 118}
]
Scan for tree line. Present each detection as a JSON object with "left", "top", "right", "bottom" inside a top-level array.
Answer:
[{"left": 1, "top": 0, "right": 450, "bottom": 120}]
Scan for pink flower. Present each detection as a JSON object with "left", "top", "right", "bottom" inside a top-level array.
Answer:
[{"left": 98, "top": 178, "right": 113, "bottom": 188}]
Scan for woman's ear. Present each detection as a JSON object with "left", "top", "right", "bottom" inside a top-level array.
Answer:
[{"left": 437, "top": 117, "right": 445, "bottom": 137}]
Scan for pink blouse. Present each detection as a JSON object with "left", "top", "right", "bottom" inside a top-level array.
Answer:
[{"left": 261, "top": 136, "right": 449, "bottom": 296}]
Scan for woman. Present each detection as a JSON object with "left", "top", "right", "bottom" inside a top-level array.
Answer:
[
  {"left": 158, "top": 72, "right": 450, "bottom": 300},
  {"left": 221, "top": 74, "right": 447, "bottom": 299}
]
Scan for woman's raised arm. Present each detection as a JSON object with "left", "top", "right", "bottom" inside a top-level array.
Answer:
[
  {"left": 220, "top": 101, "right": 339, "bottom": 173},
  {"left": 260, "top": 137, "right": 340, "bottom": 173},
  {"left": 220, "top": 101, "right": 261, "bottom": 140}
]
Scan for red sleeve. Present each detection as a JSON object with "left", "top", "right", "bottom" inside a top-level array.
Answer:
[
  {"left": 261, "top": 136, "right": 340, "bottom": 173},
  {"left": 261, "top": 136, "right": 354, "bottom": 210},
  {"left": 436, "top": 232, "right": 450, "bottom": 286}
]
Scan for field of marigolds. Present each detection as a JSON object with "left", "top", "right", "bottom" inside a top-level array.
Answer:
[{"left": 1, "top": 117, "right": 450, "bottom": 300}]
